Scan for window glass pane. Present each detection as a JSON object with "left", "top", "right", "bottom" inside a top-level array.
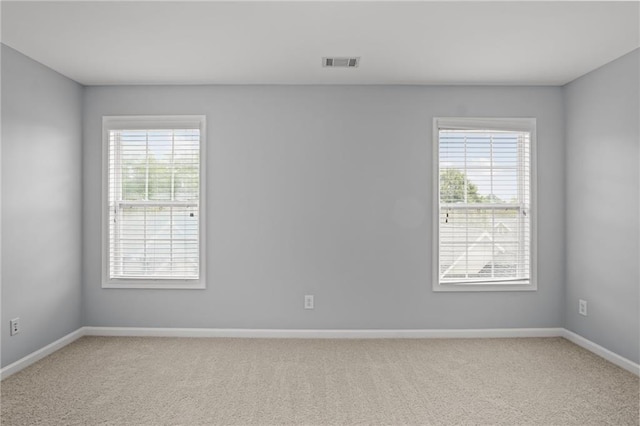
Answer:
[
  {"left": 174, "top": 131, "right": 200, "bottom": 201},
  {"left": 439, "top": 207, "right": 523, "bottom": 282},
  {"left": 120, "top": 130, "right": 147, "bottom": 201},
  {"left": 147, "top": 131, "right": 173, "bottom": 201}
]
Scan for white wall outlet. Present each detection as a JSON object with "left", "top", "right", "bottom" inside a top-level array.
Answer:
[
  {"left": 578, "top": 299, "right": 588, "bottom": 316},
  {"left": 304, "top": 295, "right": 314, "bottom": 310},
  {"left": 10, "top": 318, "right": 20, "bottom": 336}
]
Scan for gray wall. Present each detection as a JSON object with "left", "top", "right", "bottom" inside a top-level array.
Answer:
[
  {"left": 82, "top": 85, "right": 565, "bottom": 329},
  {"left": 564, "top": 49, "right": 640, "bottom": 363},
  {"left": 1, "top": 45, "right": 83, "bottom": 367},
  {"left": 4, "top": 42, "right": 638, "bottom": 366}
]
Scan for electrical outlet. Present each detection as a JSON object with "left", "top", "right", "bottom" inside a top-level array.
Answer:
[
  {"left": 578, "top": 299, "right": 587, "bottom": 316},
  {"left": 304, "top": 295, "right": 314, "bottom": 310},
  {"left": 10, "top": 318, "right": 20, "bottom": 336}
]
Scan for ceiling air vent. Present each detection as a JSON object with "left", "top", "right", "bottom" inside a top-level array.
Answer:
[{"left": 323, "top": 57, "right": 360, "bottom": 68}]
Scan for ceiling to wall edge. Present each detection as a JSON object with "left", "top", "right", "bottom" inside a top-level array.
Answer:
[{"left": 1, "top": 43, "right": 638, "bottom": 88}]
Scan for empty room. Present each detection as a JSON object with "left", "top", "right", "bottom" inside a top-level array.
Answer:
[{"left": 1, "top": 1, "right": 639, "bottom": 425}]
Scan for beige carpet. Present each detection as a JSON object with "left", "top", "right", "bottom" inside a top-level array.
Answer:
[{"left": 1, "top": 336, "right": 638, "bottom": 425}]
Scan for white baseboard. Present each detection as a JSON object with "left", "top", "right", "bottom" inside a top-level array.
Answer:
[
  {"left": 561, "top": 329, "right": 640, "bottom": 376},
  {"left": 83, "top": 326, "right": 564, "bottom": 339},
  {"left": 0, "top": 328, "right": 85, "bottom": 380},
  {"left": 2, "top": 327, "right": 637, "bottom": 380}
]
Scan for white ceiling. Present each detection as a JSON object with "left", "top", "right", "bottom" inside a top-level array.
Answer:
[{"left": 2, "top": 1, "right": 639, "bottom": 86}]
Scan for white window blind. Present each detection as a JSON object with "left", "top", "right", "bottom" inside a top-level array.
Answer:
[
  {"left": 435, "top": 118, "right": 535, "bottom": 290},
  {"left": 107, "top": 122, "right": 202, "bottom": 282}
]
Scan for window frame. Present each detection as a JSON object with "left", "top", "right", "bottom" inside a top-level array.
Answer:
[
  {"left": 432, "top": 117, "right": 537, "bottom": 292},
  {"left": 102, "top": 115, "right": 206, "bottom": 289}
]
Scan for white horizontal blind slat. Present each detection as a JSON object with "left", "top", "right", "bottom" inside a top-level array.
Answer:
[
  {"left": 438, "top": 128, "right": 531, "bottom": 286},
  {"left": 108, "top": 128, "right": 200, "bottom": 280}
]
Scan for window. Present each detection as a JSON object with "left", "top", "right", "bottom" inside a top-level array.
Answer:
[
  {"left": 102, "top": 116, "right": 206, "bottom": 289},
  {"left": 433, "top": 118, "right": 536, "bottom": 292}
]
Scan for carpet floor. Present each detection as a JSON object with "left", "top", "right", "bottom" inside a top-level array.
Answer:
[{"left": 1, "top": 336, "right": 638, "bottom": 425}]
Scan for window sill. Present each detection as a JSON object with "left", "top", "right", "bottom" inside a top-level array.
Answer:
[
  {"left": 433, "top": 282, "right": 537, "bottom": 292},
  {"left": 102, "top": 280, "right": 206, "bottom": 290}
]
